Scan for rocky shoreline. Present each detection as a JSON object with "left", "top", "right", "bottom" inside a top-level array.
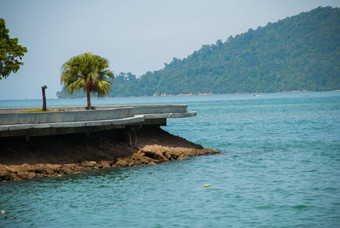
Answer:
[{"left": 0, "top": 126, "right": 219, "bottom": 182}]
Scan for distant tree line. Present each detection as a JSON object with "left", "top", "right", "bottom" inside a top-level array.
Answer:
[{"left": 57, "top": 6, "right": 340, "bottom": 98}]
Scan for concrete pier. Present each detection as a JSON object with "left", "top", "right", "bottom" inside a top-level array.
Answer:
[{"left": 0, "top": 105, "right": 196, "bottom": 138}]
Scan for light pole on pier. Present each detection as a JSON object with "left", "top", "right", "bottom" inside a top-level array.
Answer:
[{"left": 42, "top": 85, "right": 47, "bottom": 111}]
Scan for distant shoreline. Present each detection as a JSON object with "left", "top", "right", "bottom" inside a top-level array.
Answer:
[
  {"left": 0, "top": 90, "right": 339, "bottom": 103},
  {"left": 54, "top": 90, "right": 340, "bottom": 100}
]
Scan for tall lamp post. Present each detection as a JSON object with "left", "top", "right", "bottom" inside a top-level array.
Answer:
[{"left": 42, "top": 85, "right": 47, "bottom": 111}]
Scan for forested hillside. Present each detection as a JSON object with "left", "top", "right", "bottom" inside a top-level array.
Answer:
[{"left": 57, "top": 7, "right": 340, "bottom": 98}]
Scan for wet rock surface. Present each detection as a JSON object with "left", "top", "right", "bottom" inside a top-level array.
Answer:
[{"left": 0, "top": 126, "right": 219, "bottom": 182}]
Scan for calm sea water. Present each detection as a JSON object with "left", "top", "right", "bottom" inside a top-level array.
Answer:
[{"left": 1, "top": 92, "right": 340, "bottom": 227}]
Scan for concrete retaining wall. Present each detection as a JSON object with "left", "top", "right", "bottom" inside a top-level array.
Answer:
[
  {"left": 0, "top": 105, "right": 195, "bottom": 138},
  {"left": 0, "top": 105, "right": 188, "bottom": 125}
]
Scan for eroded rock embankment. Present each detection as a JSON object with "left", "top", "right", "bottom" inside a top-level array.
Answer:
[{"left": 0, "top": 126, "right": 219, "bottom": 182}]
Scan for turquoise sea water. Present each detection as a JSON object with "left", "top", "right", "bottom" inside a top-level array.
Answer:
[{"left": 1, "top": 92, "right": 340, "bottom": 227}]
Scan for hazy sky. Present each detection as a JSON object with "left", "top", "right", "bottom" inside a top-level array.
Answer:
[{"left": 0, "top": 0, "right": 339, "bottom": 100}]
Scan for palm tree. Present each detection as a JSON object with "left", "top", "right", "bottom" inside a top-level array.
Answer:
[{"left": 61, "top": 53, "right": 114, "bottom": 110}]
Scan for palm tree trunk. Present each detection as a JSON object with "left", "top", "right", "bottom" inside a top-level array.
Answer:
[{"left": 86, "top": 87, "right": 91, "bottom": 110}]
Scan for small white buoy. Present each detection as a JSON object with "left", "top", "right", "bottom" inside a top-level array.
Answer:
[
  {"left": 1, "top": 210, "right": 6, "bottom": 214},
  {"left": 204, "top": 184, "right": 210, "bottom": 188}
]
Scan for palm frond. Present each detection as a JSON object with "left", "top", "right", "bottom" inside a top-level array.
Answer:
[
  {"left": 67, "top": 78, "right": 86, "bottom": 93},
  {"left": 95, "top": 79, "right": 112, "bottom": 97}
]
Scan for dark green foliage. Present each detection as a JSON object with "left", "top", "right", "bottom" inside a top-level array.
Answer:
[
  {"left": 57, "top": 7, "right": 340, "bottom": 98},
  {"left": 0, "top": 18, "right": 28, "bottom": 80}
]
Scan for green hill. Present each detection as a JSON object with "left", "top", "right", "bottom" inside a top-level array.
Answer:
[{"left": 57, "top": 6, "right": 340, "bottom": 98}]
